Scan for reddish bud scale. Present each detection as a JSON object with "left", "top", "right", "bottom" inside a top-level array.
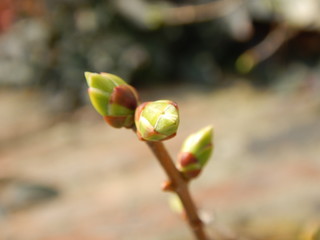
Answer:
[
  {"left": 135, "top": 102, "right": 147, "bottom": 120},
  {"left": 110, "top": 85, "right": 139, "bottom": 110},
  {"left": 85, "top": 72, "right": 140, "bottom": 129},
  {"left": 179, "top": 152, "right": 198, "bottom": 167},
  {"left": 103, "top": 115, "right": 130, "bottom": 128},
  {"left": 183, "top": 169, "right": 201, "bottom": 179},
  {"left": 178, "top": 152, "right": 202, "bottom": 179},
  {"left": 135, "top": 102, "right": 155, "bottom": 140}
]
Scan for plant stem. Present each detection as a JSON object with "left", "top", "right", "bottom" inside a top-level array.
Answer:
[{"left": 146, "top": 141, "right": 210, "bottom": 240}]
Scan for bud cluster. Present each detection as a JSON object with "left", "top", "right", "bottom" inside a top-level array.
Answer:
[
  {"left": 85, "top": 71, "right": 214, "bottom": 238},
  {"left": 85, "top": 72, "right": 213, "bottom": 178}
]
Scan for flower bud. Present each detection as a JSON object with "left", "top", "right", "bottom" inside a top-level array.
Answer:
[
  {"left": 177, "top": 126, "right": 213, "bottom": 179},
  {"left": 85, "top": 72, "right": 139, "bottom": 128},
  {"left": 135, "top": 100, "right": 179, "bottom": 141}
]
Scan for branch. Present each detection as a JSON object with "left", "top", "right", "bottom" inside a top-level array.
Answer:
[
  {"left": 85, "top": 72, "right": 211, "bottom": 240},
  {"left": 236, "top": 23, "right": 298, "bottom": 73},
  {"left": 146, "top": 141, "right": 210, "bottom": 240},
  {"left": 164, "top": 0, "right": 244, "bottom": 26},
  {"left": 113, "top": 0, "right": 244, "bottom": 28}
]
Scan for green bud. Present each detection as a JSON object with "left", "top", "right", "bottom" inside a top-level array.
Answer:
[
  {"left": 177, "top": 126, "right": 213, "bottom": 179},
  {"left": 135, "top": 100, "right": 179, "bottom": 141},
  {"left": 85, "top": 72, "right": 139, "bottom": 128}
]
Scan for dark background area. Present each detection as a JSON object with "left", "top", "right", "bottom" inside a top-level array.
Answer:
[{"left": 1, "top": 0, "right": 319, "bottom": 108}]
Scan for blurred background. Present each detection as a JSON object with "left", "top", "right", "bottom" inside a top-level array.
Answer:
[{"left": 0, "top": 0, "right": 320, "bottom": 239}]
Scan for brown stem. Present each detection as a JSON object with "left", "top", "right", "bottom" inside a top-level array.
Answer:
[
  {"left": 146, "top": 141, "right": 210, "bottom": 240},
  {"left": 114, "top": 0, "right": 244, "bottom": 28},
  {"left": 164, "top": 0, "right": 244, "bottom": 26}
]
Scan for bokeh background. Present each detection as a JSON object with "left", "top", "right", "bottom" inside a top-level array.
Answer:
[{"left": 1, "top": 0, "right": 320, "bottom": 239}]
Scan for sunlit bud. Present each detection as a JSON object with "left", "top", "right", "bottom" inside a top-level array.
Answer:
[
  {"left": 177, "top": 126, "right": 213, "bottom": 179},
  {"left": 85, "top": 72, "right": 139, "bottom": 128},
  {"left": 135, "top": 100, "right": 179, "bottom": 141}
]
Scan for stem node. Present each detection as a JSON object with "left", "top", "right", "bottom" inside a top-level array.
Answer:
[{"left": 161, "top": 180, "right": 175, "bottom": 192}]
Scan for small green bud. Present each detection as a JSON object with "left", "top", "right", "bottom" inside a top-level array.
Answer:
[
  {"left": 177, "top": 126, "right": 213, "bottom": 179},
  {"left": 135, "top": 100, "right": 179, "bottom": 141},
  {"left": 169, "top": 194, "right": 183, "bottom": 214},
  {"left": 85, "top": 72, "right": 139, "bottom": 128}
]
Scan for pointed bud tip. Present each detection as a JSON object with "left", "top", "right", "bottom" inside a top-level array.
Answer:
[
  {"left": 84, "top": 71, "right": 95, "bottom": 86},
  {"left": 182, "top": 125, "right": 213, "bottom": 153},
  {"left": 84, "top": 71, "right": 93, "bottom": 78},
  {"left": 201, "top": 125, "right": 214, "bottom": 140},
  {"left": 202, "top": 125, "right": 213, "bottom": 133}
]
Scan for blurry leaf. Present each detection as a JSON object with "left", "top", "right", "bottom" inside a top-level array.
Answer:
[{"left": 168, "top": 194, "right": 183, "bottom": 214}]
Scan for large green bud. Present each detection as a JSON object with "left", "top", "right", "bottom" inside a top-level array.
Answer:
[
  {"left": 85, "top": 72, "right": 139, "bottom": 128},
  {"left": 177, "top": 126, "right": 213, "bottom": 179},
  {"left": 135, "top": 100, "right": 179, "bottom": 141}
]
